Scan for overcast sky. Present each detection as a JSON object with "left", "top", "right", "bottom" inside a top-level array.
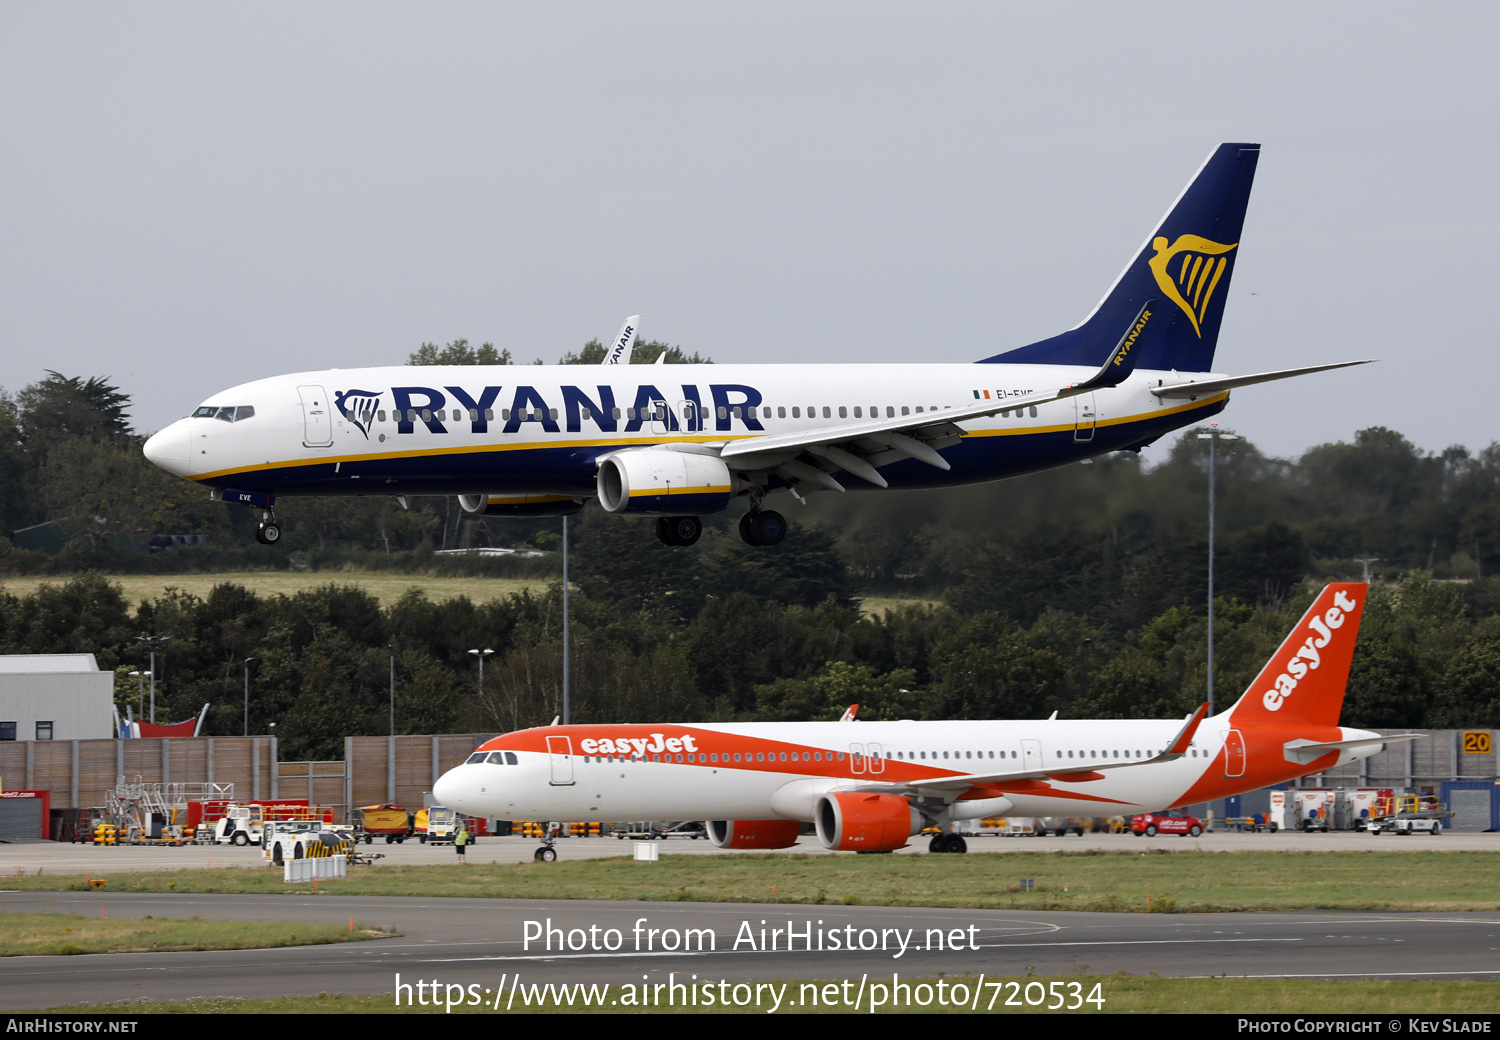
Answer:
[{"left": 2, "top": 4, "right": 1494, "bottom": 461}]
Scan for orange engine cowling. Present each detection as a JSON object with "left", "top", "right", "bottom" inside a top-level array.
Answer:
[
  {"left": 707, "top": 819, "right": 802, "bottom": 850},
  {"left": 815, "top": 793, "right": 921, "bottom": 852}
]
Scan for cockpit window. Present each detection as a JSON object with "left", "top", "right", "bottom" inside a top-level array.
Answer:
[
  {"left": 466, "top": 752, "right": 487, "bottom": 764},
  {"left": 193, "top": 405, "right": 256, "bottom": 422}
]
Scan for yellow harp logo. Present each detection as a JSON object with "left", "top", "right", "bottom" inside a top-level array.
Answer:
[{"left": 1148, "top": 235, "right": 1238, "bottom": 337}]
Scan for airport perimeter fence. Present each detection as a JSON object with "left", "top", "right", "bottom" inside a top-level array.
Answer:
[{"left": 0, "top": 729, "right": 1491, "bottom": 834}]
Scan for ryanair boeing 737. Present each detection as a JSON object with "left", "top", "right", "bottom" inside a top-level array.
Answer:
[{"left": 143, "top": 143, "right": 1367, "bottom": 546}]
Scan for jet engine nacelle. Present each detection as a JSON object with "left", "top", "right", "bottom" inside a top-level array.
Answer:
[
  {"left": 706, "top": 819, "right": 802, "bottom": 850},
  {"left": 815, "top": 792, "right": 922, "bottom": 852},
  {"left": 457, "top": 493, "right": 584, "bottom": 518},
  {"left": 596, "top": 449, "right": 737, "bottom": 516}
]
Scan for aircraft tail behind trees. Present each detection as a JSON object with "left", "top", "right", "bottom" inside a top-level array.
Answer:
[{"left": 983, "top": 143, "right": 1260, "bottom": 374}]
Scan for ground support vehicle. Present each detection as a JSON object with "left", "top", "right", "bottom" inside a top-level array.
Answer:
[
  {"left": 262, "top": 821, "right": 355, "bottom": 865},
  {"left": 1368, "top": 811, "right": 1446, "bottom": 835},
  {"left": 359, "top": 804, "right": 414, "bottom": 844},
  {"left": 1225, "top": 815, "right": 1278, "bottom": 833},
  {"left": 1035, "top": 817, "right": 1087, "bottom": 837}
]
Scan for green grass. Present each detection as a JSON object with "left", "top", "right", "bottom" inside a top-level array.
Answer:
[
  {"left": 32, "top": 977, "right": 1500, "bottom": 1014},
  {"left": 0, "top": 572, "right": 551, "bottom": 610},
  {"left": 0, "top": 913, "right": 390, "bottom": 956},
  {"left": 6, "top": 849, "right": 1497, "bottom": 912}
]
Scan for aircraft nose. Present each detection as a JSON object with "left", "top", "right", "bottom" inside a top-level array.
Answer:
[
  {"left": 433, "top": 765, "right": 473, "bottom": 812},
  {"left": 143, "top": 421, "right": 192, "bottom": 477}
]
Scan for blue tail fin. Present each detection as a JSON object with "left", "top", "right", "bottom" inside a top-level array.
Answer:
[{"left": 981, "top": 143, "right": 1260, "bottom": 373}]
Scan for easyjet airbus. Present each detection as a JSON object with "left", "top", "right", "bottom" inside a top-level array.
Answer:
[
  {"left": 434, "top": 585, "right": 1416, "bottom": 856},
  {"left": 143, "top": 143, "right": 1367, "bottom": 546}
]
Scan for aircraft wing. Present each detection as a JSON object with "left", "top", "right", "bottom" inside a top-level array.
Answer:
[
  {"left": 852, "top": 703, "right": 1210, "bottom": 798},
  {"left": 716, "top": 302, "right": 1154, "bottom": 487}
]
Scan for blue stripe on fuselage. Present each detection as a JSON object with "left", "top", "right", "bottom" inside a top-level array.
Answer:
[{"left": 197, "top": 398, "right": 1224, "bottom": 498}]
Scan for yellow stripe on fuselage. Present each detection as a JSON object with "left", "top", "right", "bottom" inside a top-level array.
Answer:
[{"left": 190, "top": 394, "right": 1229, "bottom": 484}]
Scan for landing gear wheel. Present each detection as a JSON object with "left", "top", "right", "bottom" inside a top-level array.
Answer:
[
  {"left": 656, "top": 516, "right": 702, "bottom": 547},
  {"left": 534, "top": 845, "right": 557, "bottom": 862},
  {"left": 257, "top": 522, "right": 281, "bottom": 545},
  {"left": 943, "top": 834, "right": 968, "bottom": 854},
  {"left": 742, "top": 510, "right": 786, "bottom": 546},
  {"left": 928, "top": 834, "right": 945, "bottom": 853}
]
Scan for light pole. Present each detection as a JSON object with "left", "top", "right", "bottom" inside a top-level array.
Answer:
[
  {"left": 469, "top": 648, "right": 493, "bottom": 697},
  {"left": 135, "top": 636, "right": 170, "bottom": 724},
  {"left": 128, "top": 670, "right": 150, "bottom": 723},
  {"left": 1195, "top": 424, "right": 1238, "bottom": 718},
  {"left": 243, "top": 658, "right": 256, "bottom": 736},
  {"left": 388, "top": 644, "right": 396, "bottom": 736}
]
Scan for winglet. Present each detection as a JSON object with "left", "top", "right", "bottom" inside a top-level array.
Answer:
[
  {"left": 1164, "top": 702, "right": 1210, "bottom": 757},
  {"left": 602, "top": 315, "right": 641, "bottom": 365},
  {"left": 1066, "top": 300, "right": 1154, "bottom": 393}
]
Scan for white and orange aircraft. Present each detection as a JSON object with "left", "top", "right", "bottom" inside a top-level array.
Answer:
[{"left": 434, "top": 584, "right": 1413, "bottom": 856}]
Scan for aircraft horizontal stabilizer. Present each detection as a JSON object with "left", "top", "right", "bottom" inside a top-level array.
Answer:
[
  {"left": 1282, "top": 732, "right": 1423, "bottom": 766},
  {"left": 1151, "top": 360, "right": 1373, "bottom": 400}
]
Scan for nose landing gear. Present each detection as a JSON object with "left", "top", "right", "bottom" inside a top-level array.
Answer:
[{"left": 254, "top": 508, "right": 281, "bottom": 545}]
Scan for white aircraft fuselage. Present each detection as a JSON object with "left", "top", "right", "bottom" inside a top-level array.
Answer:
[{"left": 142, "top": 361, "right": 1226, "bottom": 499}]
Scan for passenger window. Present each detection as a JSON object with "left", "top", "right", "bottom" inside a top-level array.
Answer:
[
  {"left": 839, "top": 406, "right": 847, "bottom": 418},
  {"left": 822, "top": 406, "right": 831, "bottom": 418},
  {"left": 854, "top": 407, "right": 862, "bottom": 418},
  {"left": 777, "top": 407, "right": 786, "bottom": 418},
  {"left": 792, "top": 407, "right": 801, "bottom": 418},
  {"left": 717, "top": 406, "right": 727, "bottom": 420},
  {"left": 1029, "top": 406, "right": 1038, "bottom": 417},
  {"left": 378, "top": 410, "right": 387, "bottom": 422}
]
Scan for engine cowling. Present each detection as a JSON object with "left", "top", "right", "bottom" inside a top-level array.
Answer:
[
  {"left": 457, "top": 493, "right": 584, "bottom": 518},
  {"left": 815, "top": 792, "right": 921, "bottom": 852},
  {"left": 706, "top": 819, "right": 802, "bottom": 850},
  {"left": 597, "top": 449, "right": 737, "bottom": 516}
]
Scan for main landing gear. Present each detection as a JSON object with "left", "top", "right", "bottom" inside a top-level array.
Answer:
[
  {"left": 738, "top": 509, "right": 786, "bottom": 547},
  {"left": 928, "top": 833, "right": 968, "bottom": 854},
  {"left": 655, "top": 516, "right": 703, "bottom": 547}
]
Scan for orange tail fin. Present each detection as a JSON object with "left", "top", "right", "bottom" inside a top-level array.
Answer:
[{"left": 1227, "top": 584, "right": 1367, "bottom": 728}]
